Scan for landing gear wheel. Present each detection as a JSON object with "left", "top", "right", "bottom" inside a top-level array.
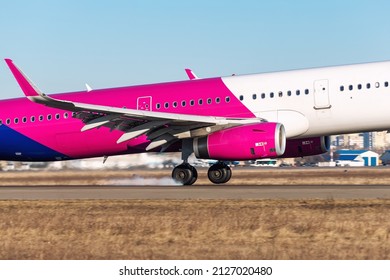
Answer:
[
  {"left": 172, "top": 163, "right": 198, "bottom": 185},
  {"left": 208, "top": 162, "right": 232, "bottom": 184}
]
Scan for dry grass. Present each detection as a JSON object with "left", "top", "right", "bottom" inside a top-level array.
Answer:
[{"left": 1, "top": 199, "right": 390, "bottom": 259}]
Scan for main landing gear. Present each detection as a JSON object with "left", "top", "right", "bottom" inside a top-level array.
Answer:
[
  {"left": 172, "top": 162, "right": 232, "bottom": 185},
  {"left": 172, "top": 139, "right": 232, "bottom": 185}
]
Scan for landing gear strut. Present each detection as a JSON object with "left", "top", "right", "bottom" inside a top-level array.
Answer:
[
  {"left": 207, "top": 162, "right": 232, "bottom": 184},
  {"left": 172, "top": 139, "right": 198, "bottom": 185},
  {"left": 172, "top": 139, "right": 232, "bottom": 185}
]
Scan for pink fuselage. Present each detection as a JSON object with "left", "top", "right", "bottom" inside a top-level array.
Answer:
[{"left": 0, "top": 77, "right": 254, "bottom": 161}]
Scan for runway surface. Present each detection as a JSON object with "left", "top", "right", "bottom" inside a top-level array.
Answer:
[{"left": 1, "top": 185, "right": 390, "bottom": 199}]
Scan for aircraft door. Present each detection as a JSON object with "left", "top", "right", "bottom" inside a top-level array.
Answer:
[
  {"left": 313, "top": 80, "right": 331, "bottom": 109},
  {"left": 137, "top": 96, "right": 152, "bottom": 111}
]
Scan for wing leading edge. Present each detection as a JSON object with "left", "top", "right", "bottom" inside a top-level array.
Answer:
[{"left": 5, "top": 59, "right": 262, "bottom": 150}]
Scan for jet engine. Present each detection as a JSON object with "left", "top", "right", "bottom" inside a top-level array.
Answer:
[
  {"left": 193, "top": 122, "right": 286, "bottom": 160},
  {"left": 282, "top": 136, "right": 330, "bottom": 158}
]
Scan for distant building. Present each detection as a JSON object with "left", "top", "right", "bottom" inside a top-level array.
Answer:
[
  {"left": 332, "top": 131, "right": 390, "bottom": 150},
  {"left": 334, "top": 150, "right": 379, "bottom": 166},
  {"left": 373, "top": 131, "right": 390, "bottom": 149},
  {"left": 380, "top": 151, "right": 390, "bottom": 165},
  {"left": 363, "top": 132, "right": 373, "bottom": 149}
]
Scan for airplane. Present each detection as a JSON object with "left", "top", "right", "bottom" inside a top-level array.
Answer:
[{"left": 2, "top": 58, "right": 390, "bottom": 185}]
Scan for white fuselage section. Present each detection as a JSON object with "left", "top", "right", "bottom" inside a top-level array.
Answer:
[{"left": 222, "top": 61, "right": 390, "bottom": 138}]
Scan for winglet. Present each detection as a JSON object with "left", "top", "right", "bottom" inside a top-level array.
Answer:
[
  {"left": 185, "top": 68, "right": 199, "bottom": 80},
  {"left": 4, "top": 59, "right": 44, "bottom": 98}
]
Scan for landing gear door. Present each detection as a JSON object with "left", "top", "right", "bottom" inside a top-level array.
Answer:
[
  {"left": 137, "top": 96, "right": 152, "bottom": 111},
  {"left": 313, "top": 80, "right": 331, "bottom": 110}
]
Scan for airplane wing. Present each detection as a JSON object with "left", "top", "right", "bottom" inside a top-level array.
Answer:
[{"left": 5, "top": 59, "right": 262, "bottom": 151}]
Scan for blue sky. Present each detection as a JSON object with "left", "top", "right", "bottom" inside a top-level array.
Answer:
[{"left": 0, "top": 0, "right": 390, "bottom": 98}]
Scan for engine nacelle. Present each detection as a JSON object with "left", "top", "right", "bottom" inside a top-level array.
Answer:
[
  {"left": 281, "top": 136, "right": 330, "bottom": 158},
  {"left": 193, "top": 122, "right": 286, "bottom": 160}
]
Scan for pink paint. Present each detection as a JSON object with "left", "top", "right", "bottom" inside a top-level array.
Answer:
[
  {"left": 5, "top": 59, "right": 38, "bottom": 97},
  {"left": 185, "top": 69, "right": 197, "bottom": 80},
  {"left": 194, "top": 123, "right": 286, "bottom": 160},
  {"left": 1, "top": 61, "right": 255, "bottom": 159}
]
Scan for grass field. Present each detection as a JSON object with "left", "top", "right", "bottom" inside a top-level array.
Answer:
[{"left": 1, "top": 199, "right": 390, "bottom": 259}]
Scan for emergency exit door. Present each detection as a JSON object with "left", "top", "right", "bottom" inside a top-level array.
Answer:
[{"left": 313, "top": 80, "right": 331, "bottom": 109}]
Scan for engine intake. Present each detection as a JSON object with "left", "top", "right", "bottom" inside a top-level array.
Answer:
[{"left": 193, "top": 122, "right": 286, "bottom": 160}]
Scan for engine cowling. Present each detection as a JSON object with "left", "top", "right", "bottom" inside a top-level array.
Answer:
[
  {"left": 281, "top": 136, "right": 330, "bottom": 158},
  {"left": 193, "top": 122, "right": 286, "bottom": 160}
]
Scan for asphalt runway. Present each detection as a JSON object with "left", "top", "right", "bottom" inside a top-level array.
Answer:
[{"left": 1, "top": 185, "right": 390, "bottom": 199}]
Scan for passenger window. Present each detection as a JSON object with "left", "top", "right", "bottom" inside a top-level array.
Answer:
[
  {"left": 156, "top": 103, "right": 161, "bottom": 109},
  {"left": 252, "top": 94, "right": 257, "bottom": 100},
  {"left": 190, "top": 100, "right": 195, "bottom": 106},
  {"left": 22, "top": 117, "right": 27, "bottom": 123},
  {"left": 296, "top": 90, "right": 300, "bottom": 96},
  {"left": 287, "top": 90, "right": 292, "bottom": 96},
  {"left": 385, "top": 81, "right": 389, "bottom": 87},
  {"left": 215, "top": 97, "right": 221, "bottom": 103},
  {"left": 239, "top": 95, "right": 244, "bottom": 101},
  {"left": 198, "top": 99, "right": 203, "bottom": 105},
  {"left": 270, "top": 92, "right": 274, "bottom": 98},
  {"left": 14, "top": 118, "right": 19, "bottom": 124},
  {"left": 55, "top": 113, "right": 60, "bottom": 120},
  {"left": 164, "top": 102, "right": 169, "bottom": 109},
  {"left": 367, "top": 83, "right": 371, "bottom": 89},
  {"left": 375, "top": 82, "right": 380, "bottom": 88},
  {"left": 47, "top": 114, "right": 52, "bottom": 121},
  {"left": 39, "top": 115, "right": 43, "bottom": 121},
  {"left": 64, "top": 113, "right": 69, "bottom": 119},
  {"left": 31, "top": 116, "right": 35, "bottom": 122},
  {"left": 261, "top": 93, "right": 266, "bottom": 99},
  {"left": 358, "top": 84, "right": 362, "bottom": 90},
  {"left": 278, "top": 91, "right": 283, "bottom": 97},
  {"left": 6, "top": 119, "right": 10, "bottom": 125},
  {"left": 225, "top": 96, "right": 230, "bottom": 103},
  {"left": 207, "top": 98, "right": 212, "bottom": 104},
  {"left": 340, "top": 86, "right": 344, "bottom": 91},
  {"left": 305, "top": 89, "right": 309, "bottom": 95},
  {"left": 181, "top": 100, "right": 186, "bottom": 107},
  {"left": 173, "top": 101, "right": 178, "bottom": 108},
  {"left": 349, "top": 85, "right": 353, "bottom": 91}
]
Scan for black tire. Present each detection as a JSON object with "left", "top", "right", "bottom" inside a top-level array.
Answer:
[
  {"left": 207, "top": 162, "right": 232, "bottom": 184},
  {"left": 172, "top": 164, "right": 197, "bottom": 185},
  {"left": 188, "top": 165, "right": 198, "bottom": 185}
]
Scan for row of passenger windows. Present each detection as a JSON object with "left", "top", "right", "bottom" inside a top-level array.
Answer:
[
  {"left": 239, "top": 89, "right": 310, "bottom": 101},
  {"left": 155, "top": 96, "right": 231, "bottom": 109},
  {"left": 0, "top": 112, "right": 72, "bottom": 126},
  {"left": 340, "top": 81, "right": 389, "bottom": 92},
  {"left": 4, "top": 80, "right": 389, "bottom": 124}
]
